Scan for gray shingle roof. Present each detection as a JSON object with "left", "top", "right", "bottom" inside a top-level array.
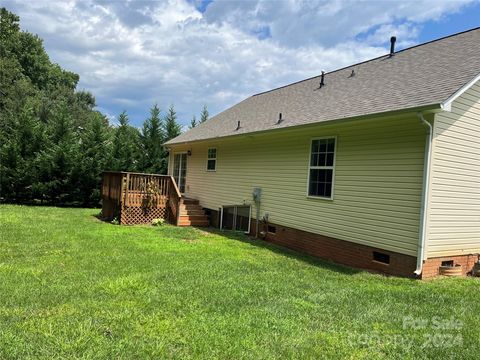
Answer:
[{"left": 166, "top": 28, "right": 480, "bottom": 145}]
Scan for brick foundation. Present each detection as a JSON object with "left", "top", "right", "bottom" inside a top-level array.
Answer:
[
  {"left": 422, "top": 255, "right": 479, "bottom": 279},
  {"left": 248, "top": 219, "right": 418, "bottom": 278},
  {"left": 206, "top": 208, "right": 478, "bottom": 279}
]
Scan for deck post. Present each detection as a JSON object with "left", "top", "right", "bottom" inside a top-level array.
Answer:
[{"left": 124, "top": 173, "right": 130, "bottom": 207}]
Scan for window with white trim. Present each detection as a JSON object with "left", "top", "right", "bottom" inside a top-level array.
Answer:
[
  {"left": 308, "top": 137, "right": 336, "bottom": 198},
  {"left": 207, "top": 148, "right": 217, "bottom": 171}
]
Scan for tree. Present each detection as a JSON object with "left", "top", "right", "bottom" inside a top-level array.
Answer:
[
  {"left": 189, "top": 115, "right": 197, "bottom": 129},
  {"left": 164, "top": 104, "right": 182, "bottom": 141},
  {"left": 200, "top": 104, "right": 209, "bottom": 123},
  {"left": 139, "top": 104, "right": 164, "bottom": 173},
  {"left": 161, "top": 104, "right": 183, "bottom": 174},
  {"left": 0, "top": 8, "right": 203, "bottom": 205},
  {"left": 0, "top": 8, "right": 113, "bottom": 206},
  {"left": 33, "top": 103, "right": 78, "bottom": 204},
  {"left": 72, "top": 112, "right": 111, "bottom": 205},
  {"left": 110, "top": 111, "right": 139, "bottom": 172},
  {"left": 1, "top": 104, "right": 41, "bottom": 201}
]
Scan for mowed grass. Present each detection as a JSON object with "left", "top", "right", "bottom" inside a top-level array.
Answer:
[{"left": 0, "top": 205, "right": 479, "bottom": 359}]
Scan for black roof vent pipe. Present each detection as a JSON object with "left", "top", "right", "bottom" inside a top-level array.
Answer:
[
  {"left": 319, "top": 71, "right": 325, "bottom": 88},
  {"left": 389, "top": 36, "right": 397, "bottom": 57},
  {"left": 277, "top": 112, "right": 283, "bottom": 124},
  {"left": 236, "top": 120, "right": 241, "bottom": 130}
]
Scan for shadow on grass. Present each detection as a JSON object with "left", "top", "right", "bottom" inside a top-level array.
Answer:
[
  {"left": 199, "top": 227, "right": 361, "bottom": 276},
  {"left": 95, "top": 216, "right": 362, "bottom": 276}
]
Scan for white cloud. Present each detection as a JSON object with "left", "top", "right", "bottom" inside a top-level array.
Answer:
[
  {"left": 202, "top": 0, "right": 473, "bottom": 47},
  {"left": 1, "top": 0, "right": 475, "bottom": 126}
]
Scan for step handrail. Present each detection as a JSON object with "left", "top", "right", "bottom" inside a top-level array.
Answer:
[{"left": 167, "top": 176, "right": 183, "bottom": 225}]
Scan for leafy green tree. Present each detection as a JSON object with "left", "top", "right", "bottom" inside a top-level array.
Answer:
[
  {"left": 200, "top": 105, "right": 209, "bottom": 123},
  {"left": 0, "top": 8, "right": 112, "bottom": 205},
  {"left": 0, "top": 8, "right": 200, "bottom": 205}
]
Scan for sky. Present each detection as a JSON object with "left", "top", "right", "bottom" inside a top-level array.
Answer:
[{"left": 2, "top": 0, "right": 480, "bottom": 127}]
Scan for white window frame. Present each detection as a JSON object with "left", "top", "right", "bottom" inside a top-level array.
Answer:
[
  {"left": 206, "top": 147, "right": 217, "bottom": 172},
  {"left": 172, "top": 151, "right": 187, "bottom": 194},
  {"left": 306, "top": 136, "right": 337, "bottom": 200},
  {"left": 220, "top": 205, "right": 251, "bottom": 234}
]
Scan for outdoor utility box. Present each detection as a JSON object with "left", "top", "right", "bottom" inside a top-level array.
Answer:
[{"left": 252, "top": 187, "right": 262, "bottom": 204}]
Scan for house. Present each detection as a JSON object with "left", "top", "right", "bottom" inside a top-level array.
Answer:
[{"left": 164, "top": 28, "right": 480, "bottom": 279}]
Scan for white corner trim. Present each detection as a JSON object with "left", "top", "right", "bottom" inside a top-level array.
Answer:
[{"left": 440, "top": 72, "right": 480, "bottom": 112}]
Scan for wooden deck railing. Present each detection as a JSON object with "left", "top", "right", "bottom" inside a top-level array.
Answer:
[
  {"left": 124, "top": 173, "right": 170, "bottom": 208},
  {"left": 102, "top": 171, "right": 182, "bottom": 224}
]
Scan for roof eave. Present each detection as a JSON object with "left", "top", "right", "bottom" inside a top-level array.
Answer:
[
  {"left": 165, "top": 103, "right": 442, "bottom": 147},
  {"left": 440, "top": 71, "right": 480, "bottom": 112}
]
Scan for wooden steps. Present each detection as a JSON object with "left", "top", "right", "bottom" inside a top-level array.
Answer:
[{"left": 178, "top": 198, "right": 209, "bottom": 226}]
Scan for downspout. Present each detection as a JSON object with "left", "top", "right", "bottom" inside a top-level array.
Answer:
[{"left": 415, "top": 112, "right": 433, "bottom": 276}]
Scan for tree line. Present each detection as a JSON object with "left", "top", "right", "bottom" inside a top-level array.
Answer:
[{"left": 0, "top": 8, "right": 208, "bottom": 207}]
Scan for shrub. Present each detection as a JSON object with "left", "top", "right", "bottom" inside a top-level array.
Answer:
[{"left": 152, "top": 218, "right": 165, "bottom": 226}]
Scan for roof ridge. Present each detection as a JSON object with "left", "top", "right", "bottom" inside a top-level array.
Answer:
[{"left": 252, "top": 26, "right": 480, "bottom": 97}]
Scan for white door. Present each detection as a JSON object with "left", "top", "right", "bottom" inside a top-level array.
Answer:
[{"left": 173, "top": 153, "right": 187, "bottom": 193}]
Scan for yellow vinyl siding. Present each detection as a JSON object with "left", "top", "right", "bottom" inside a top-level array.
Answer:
[
  {"left": 169, "top": 115, "right": 425, "bottom": 256},
  {"left": 426, "top": 81, "right": 480, "bottom": 258}
]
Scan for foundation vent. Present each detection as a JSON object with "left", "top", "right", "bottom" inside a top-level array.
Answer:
[{"left": 373, "top": 251, "right": 390, "bottom": 265}]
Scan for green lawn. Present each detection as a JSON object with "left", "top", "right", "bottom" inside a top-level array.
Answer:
[{"left": 0, "top": 205, "right": 479, "bottom": 359}]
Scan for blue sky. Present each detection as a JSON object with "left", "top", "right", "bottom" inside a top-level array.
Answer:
[{"left": 2, "top": 0, "right": 479, "bottom": 128}]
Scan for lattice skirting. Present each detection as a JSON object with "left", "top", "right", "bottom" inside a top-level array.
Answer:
[{"left": 120, "top": 206, "right": 167, "bottom": 225}]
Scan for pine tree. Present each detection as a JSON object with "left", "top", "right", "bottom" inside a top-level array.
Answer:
[
  {"left": 73, "top": 112, "right": 111, "bottom": 205},
  {"left": 200, "top": 105, "right": 209, "bottom": 123},
  {"left": 189, "top": 115, "right": 197, "bottom": 129},
  {"left": 140, "top": 104, "right": 164, "bottom": 173},
  {"left": 164, "top": 104, "right": 182, "bottom": 141},
  {"left": 119, "top": 110, "right": 128, "bottom": 127},
  {"left": 16, "top": 104, "right": 44, "bottom": 200},
  {"left": 34, "top": 103, "right": 78, "bottom": 204},
  {"left": 0, "top": 104, "right": 43, "bottom": 201},
  {"left": 111, "top": 111, "right": 140, "bottom": 172},
  {"left": 161, "top": 104, "right": 183, "bottom": 174}
]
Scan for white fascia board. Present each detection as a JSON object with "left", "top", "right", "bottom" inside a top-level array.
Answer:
[{"left": 441, "top": 72, "right": 480, "bottom": 112}]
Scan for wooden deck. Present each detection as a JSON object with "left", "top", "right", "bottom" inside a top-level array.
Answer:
[
  {"left": 101, "top": 171, "right": 182, "bottom": 225},
  {"left": 101, "top": 171, "right": 208, "bottom": 226}
]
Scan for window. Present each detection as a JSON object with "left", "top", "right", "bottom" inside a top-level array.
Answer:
[
  {"left": 220, "top": 205, "right": 251, "bottom": 233},
  {"left": 173, "top": 153, "right": 187, "bottom": 193},
  {"left": 308, "top": 137, "right": 336, "bottom": 198},
  {"left": 207, "top": 148, "right": 217, "bottom": 171}
]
